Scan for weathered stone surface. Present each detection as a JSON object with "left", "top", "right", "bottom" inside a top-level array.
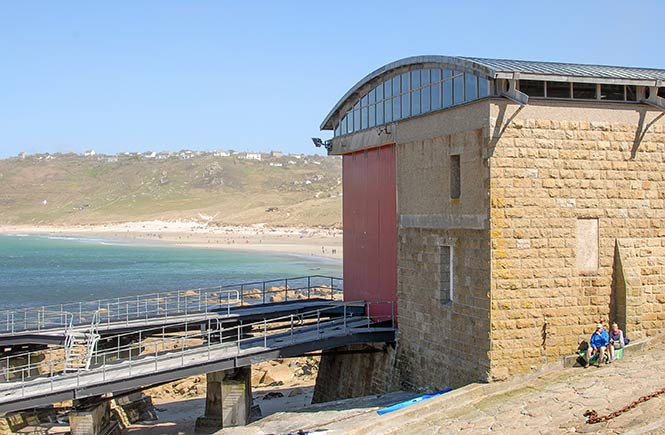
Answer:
[
  {"left": 195, "top": 367, "right": 252, "bottom": 432},
  {"left": 489, "top": 108, "right": 665, "bottom": 378},
  {"left": 315, "top": 100, "right": 665, "bottom": 403}
]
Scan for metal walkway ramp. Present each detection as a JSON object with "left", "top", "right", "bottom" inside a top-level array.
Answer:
[
  {"left": 0, "top": 275, "right": 345, "bottom": 345},
  {"left": 0, "top": 301, "right": 395, "bottom": 414}
]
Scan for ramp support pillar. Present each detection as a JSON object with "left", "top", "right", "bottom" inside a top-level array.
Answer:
[
  {"left": 195, "top": 367, "right": 252, "bottom": 433},
  {"left": 69, "top": 397, "right": 119, "bottom": 435}
]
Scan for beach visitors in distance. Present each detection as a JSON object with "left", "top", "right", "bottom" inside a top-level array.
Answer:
[
  {"left": 585, "top": 323, "right": 609, "bottom": 368},
  {"left": 608, "top": 322, "right": 625, "bottom": 362}
]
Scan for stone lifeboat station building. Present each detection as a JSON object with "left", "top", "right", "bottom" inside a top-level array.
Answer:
[{"left": 313, "top": 56, "right": 665, "bottom": 398}]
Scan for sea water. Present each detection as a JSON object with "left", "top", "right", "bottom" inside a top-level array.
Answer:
[{"left": 0, "top": 234, "right": 341, "bottom": 310}]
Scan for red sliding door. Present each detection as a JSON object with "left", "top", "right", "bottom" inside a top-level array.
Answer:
[{"left": 342, "top": 144, "right": 397, "bottom": 319}]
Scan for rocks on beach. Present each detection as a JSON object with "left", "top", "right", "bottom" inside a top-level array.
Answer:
[{"left": 145, "top": 356, "right": 320, "bottom": 401}]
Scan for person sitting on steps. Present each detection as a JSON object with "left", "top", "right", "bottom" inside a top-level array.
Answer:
[
  {"left": 608, "top": 322, "right": 625, "bottom": 363},
  {"left": 586, "top": 322, "right": 609, "bottom": 368}
]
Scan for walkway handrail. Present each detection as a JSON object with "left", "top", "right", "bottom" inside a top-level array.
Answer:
[
  {"left": 0, "top": 300, "right": 393, "bottom": 400},
  {"left": 0, "top": 275, "right": 343, "bottom": 335}
]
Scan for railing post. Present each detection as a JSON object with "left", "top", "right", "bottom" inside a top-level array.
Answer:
[
  {"left": 240, "top": 284, "right": 244, "bottom": 306},
  {"left": 307, "top": 276, "right": 311, "bottom": 299},
  {"left": 129, "top": 341, "right": 132, "bottom": 376},
  {"left": 290, "top": 315, "right": 294, "bottom": 344},
  {"left": 330, "top": 276, "right": 334, "bottom": 300},
  {"left": 181, "top": 337, "right": 185, "bottom": 366},
  {"left": 207, "top": 323, "right": 211, "bottom": 360},
  {"left": 344, "top": 304, "right": 348, "bottom": 329},
  {"left": 262, "top": 281, "right": 266, "bottom": 305},
  {"left": 263, "top": 319, "right": 267, "bottom": 347},
  {"left": 236, "top": 324, "right": 240, "bottom": 353}
]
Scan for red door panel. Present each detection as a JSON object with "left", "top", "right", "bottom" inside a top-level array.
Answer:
[{"left": 342, "top": 145, "right": 397, "bottom": 321}]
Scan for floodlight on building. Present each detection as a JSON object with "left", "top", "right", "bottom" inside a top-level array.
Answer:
[{"left": 311, "top": 137, "right": 332, "bottom": 153}]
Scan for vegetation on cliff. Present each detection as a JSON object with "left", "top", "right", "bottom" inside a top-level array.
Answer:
[{"left": 0, "top": 152, "right": 342, "bottom": 228}]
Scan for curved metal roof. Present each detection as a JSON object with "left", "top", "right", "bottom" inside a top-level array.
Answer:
[{"left": 321, "top": 55, "right": 665, "bottom": 130}]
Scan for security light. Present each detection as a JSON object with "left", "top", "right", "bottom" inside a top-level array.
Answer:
[{"left": 311, "top": 137, "right": 333, "bottom": 153}]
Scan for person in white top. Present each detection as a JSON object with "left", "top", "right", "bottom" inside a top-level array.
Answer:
[{"left": 608, "top": 322, "right": 625, "bottom": 362}]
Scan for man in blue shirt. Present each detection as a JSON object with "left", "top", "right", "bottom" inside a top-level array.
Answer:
[{"left": 585, "top": 323, "right": 609, "bottom": 367}]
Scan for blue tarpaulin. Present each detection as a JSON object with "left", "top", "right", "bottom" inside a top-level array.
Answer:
[{"left": 377, "top": 388, "right": 453, "bottom": 415}]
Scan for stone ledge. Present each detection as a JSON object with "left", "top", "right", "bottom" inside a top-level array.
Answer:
[{"left": 562, "top": 337, "right": 650, "bottom": 368}]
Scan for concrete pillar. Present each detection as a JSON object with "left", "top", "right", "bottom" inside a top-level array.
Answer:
[
  {"left": 195, "top": 367, "right": 252, "bottom": 433},
  {"left": 69, "top": 399, "right": 118, "bottom": 435}
]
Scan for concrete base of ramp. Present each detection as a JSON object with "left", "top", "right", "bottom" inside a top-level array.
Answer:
[{"left": 195, "top": 367, "right": 252, "bottom": 433}]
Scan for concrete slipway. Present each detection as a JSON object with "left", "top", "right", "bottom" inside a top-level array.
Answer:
[{"left": 220, "top": 335, "right": 665, "bottom": 434}]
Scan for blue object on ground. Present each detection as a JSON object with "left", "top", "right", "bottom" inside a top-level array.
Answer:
[{"left": 377, "top": 388, "right": 454, "bottom": 415}]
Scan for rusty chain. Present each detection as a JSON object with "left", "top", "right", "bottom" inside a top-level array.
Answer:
[{"left": 584, "top": 386, "right": 665, "bottom": 423}]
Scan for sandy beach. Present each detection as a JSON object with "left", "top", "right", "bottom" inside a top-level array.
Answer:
[{"left": 0, "top": 220, "right": 343, "bottom": 260}]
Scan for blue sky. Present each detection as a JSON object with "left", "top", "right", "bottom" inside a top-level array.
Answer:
[{"left": 0, "top": 1, "right": 662, "bottom": 158}]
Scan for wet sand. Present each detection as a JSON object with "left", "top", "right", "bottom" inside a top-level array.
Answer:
[{"left": 0, "top": 220, "right": 343, "bottom": 260}]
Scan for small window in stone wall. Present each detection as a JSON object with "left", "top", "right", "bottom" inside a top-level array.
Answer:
[
  {"left": 576, "top": 218, "right": 599, "bottom": 274},
  {"left": 440, "top": 245, "right": 453, "bottom": 304},
  {"left": 450, "top": 155, "right": 461, "bottom": 199}
]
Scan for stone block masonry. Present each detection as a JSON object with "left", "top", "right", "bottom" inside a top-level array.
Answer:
[
  {"left": 488, "top": 107, "right": 665, "bottom": 379},
  {"left": 314, "top": 100, "right": 665, "bottom": 402}
]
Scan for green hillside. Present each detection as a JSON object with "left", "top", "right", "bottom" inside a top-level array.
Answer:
[{"left": 0, "top": 152, "right": 342, "bottom": 227}]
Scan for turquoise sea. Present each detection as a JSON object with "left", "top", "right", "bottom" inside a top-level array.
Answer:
[{"left": 0, "top": 234, "right": 341, "bottom": 310}]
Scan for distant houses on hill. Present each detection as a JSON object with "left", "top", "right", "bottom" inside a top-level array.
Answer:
[{"left": 9, "top": 148, "right": 339, "bottom": 165}]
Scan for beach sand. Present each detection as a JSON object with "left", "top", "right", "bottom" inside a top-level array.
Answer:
[{"left": 0, "top": 220, "right": 343, "bottom": 260}]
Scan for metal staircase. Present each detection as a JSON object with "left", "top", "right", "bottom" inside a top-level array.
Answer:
[{"left": 64, "top": 311, "right": 100, "bottom": 372}]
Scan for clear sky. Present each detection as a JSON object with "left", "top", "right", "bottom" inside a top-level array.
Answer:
[{"left": 0, "top": 1, "right": 662, "bottom": 158}]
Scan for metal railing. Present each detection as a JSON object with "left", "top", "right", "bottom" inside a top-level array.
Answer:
[
  {"left": 0, "top": 275, "right": 343, "bottom": 335},
  {"left": 0, "top": 300, "right": 393, "bottom": 404}
]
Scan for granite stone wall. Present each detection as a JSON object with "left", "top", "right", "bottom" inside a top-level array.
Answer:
[
  {"left": 488, "top": 112, "right": 665, "bottom": 379},
  {"left": 394, "top": 126, "right": 492, "bottom": 389},
  {"left": 317, "top": 100, "right": 665, "bottom": 400}
]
